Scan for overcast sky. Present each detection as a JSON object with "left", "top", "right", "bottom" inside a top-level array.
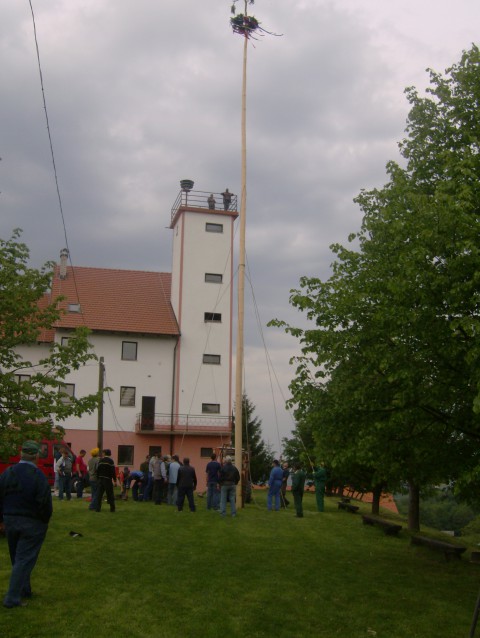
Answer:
[{"left": 2, "top": 0, "right": 479, "bottom": 454}]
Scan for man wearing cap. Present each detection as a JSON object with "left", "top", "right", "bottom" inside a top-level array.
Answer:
[{"left": 0, "top": 440, "right": 52, "bottom": 608}]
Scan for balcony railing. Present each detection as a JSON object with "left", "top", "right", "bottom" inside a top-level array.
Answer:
[
  {"left": 171, "top": 189, "right": 238, "bottom": 223},
  {"left": 135, "top": 413, "right": 232, "bottom": 436}
]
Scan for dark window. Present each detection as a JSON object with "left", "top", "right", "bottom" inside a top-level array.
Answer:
[
  {"left": 122, "top": 341, "right": 138, "bottom": 361},
  {"left": 203, "top": 354, "right": 221, "bottom": 365},
  {"left": 206, "top": 222, "right": 223, "bottom": 233},
  {"left": 205, "top": 273, "right": 223, "bottom": 284},
  {"left": 118, "top": 445, "right": 134, "bottom": 465},
  {"left": 202, "top": 403, "right": 220, "bottom": 414},
  {"left": 204, "top": 312, "right": 222, "bottom": 322},
  {"left": 120, "top": 386, "right": 136, "bottom": 407},
  {"left": 59, "top": 383, "right": 75, "bottom": 403},
  {"left": 201, "top": 447, "right": 213, "bottom": 457},
  {"left": 149, "top": 446, "right": 162, "bottom": 457}
]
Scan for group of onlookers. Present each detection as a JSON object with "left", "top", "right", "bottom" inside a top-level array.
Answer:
[
  {"left": 53, "top": 445, "right": 326, "bottom": 521},
  {"left": 267, "top": 459, "right": 328, "bottom": 518},
  {"left": 0, "top": 437, "right": 328, "bottom": 610},
  {"left": 119, "top": 452, "right": 241, "bottom": 516}
]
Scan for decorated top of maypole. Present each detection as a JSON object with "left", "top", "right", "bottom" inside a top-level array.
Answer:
[{"left": 230, "top": 0, "right": 281, "bottom": 39}]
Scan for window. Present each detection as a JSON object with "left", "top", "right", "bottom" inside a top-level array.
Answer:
[
  {"left": 120, "top": 386, "right": 136, "bottom": 407},
  {"left": 205, "top": 273, "right": 223, "bottom": 284},
  {"left": 206, "top": 222, "right": 223, "bottom": 233},
  {"left": 61, "top": 337, "right": 70, "bottom": 347},
  {"left": 201, "top": 447, "right": 213, "bottom": 458},
  {"left": 202, "top": 403, "right": 220, "bottom": 414},
  {"left": 149, "top": 446, "right": 162, "bottom": 457},
  {"left": 203, "top": 354, "right": 221, "bottom": 365},
  {"left": 118, "top": 445, "right": 134, "bottom": 465},
  {"left": 204, "top": 312, "right": 221, "bottom": 322},
  {"left": 15, "top": 374, "right": 31, "bottom": 384},
  {"left": 68, "top": 303, "right": 81, "bottom": 313},
  {"left": 59, "top": 383, "right": 75, "bottom": 403},
  {"left": 122, "top": 341, "right": 138, "bottom": 361}
]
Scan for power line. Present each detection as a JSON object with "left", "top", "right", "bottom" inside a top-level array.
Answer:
[{"left": 28, "top": 0, "right": 84, "bottom": 319}]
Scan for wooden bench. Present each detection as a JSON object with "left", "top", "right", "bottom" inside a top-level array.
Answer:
[
  {"left": 411, "top": 535, "right": 467, "bottom": 561},
  {"left": 338, "top": 501, "right": 359, "bottom": 514},
  {"left": 362, "top": 514, "right": 402, "bottom": 536}
]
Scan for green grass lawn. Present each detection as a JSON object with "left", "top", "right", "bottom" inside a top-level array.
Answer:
[{"left": 1, "top": 491, "right": 479, "bottom": 638}]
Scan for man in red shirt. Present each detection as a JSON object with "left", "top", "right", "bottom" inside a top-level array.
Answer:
[{"left": 74, "top": 450, "right": 88, "bottom": 499}]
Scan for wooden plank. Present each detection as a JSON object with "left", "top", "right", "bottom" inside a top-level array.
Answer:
[
  {"left": 411, "top": 535, "right": 466, "bottom": 560},
  {"left": 362, "top": 514, "right": 402, "bottom": 536},
  {"left": 338, "top": 501, "right": 359, "bottom": 513}
]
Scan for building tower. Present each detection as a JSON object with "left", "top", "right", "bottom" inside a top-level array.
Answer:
[{"left": 170, "top": 181, "right": 238, "bottom": 434}]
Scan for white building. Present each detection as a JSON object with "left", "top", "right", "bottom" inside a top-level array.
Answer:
[{"left": 24, "top": 185, "right": 238, "bottom": 489}]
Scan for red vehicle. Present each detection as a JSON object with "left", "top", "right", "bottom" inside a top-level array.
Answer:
[{"left": 0, "top": 439, "right": 75, "bottom": 486}]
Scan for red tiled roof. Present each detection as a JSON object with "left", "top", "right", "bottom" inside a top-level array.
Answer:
[{"left": 42, "top": 266, "right": 179, "bottom": 339}]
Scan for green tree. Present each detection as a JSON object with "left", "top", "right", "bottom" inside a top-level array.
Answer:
[
  {"left": 0, "top": 230, "right": 102, "bottom": 455},
  {"left": 281, "top": 419, "right": 315, "bottom": 468},
  {"left": 270, "top": 45, "right": 480, "bottom": 530},
  {"left": 232, "top": 394, "right": 273, "bottom": 482}
]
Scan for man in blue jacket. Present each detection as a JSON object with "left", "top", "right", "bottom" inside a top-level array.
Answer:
[
  {"left": 267, "top": 460, "right": 284, "bottom": 511},
  {"left": 0, "top": 440, "right": 52, "bottom": 608}
]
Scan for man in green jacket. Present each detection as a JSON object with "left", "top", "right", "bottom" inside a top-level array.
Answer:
[
  {"left": 291, "top": 463, "right": 306, "bottom": 518},
  {"left": 313, "top": 463, "right": 328, "bottom": 512}
]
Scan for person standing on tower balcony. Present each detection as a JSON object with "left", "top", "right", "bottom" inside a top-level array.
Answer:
[{"left": 222, "top": 188, "right": 232, "bottom": 210}]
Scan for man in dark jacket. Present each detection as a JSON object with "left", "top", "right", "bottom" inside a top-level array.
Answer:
[
  {"left": 218, "top": 456, "right": 240, "bottom": 517},
  {"left": 95, "top": 449, "right": 117, "bottom": 513},
  {"left": 291, "top": 463, "right": 306, "bottom": 518},
  {"left": 176, "top": 458, "right": 197, "bottom": 512},
  {"left": 0, "top": 440, "right": 53, "bottom": 608}
]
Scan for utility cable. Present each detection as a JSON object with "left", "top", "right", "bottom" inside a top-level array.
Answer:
[{"left": 28, "top": 0, "right": 84, "bottom": 321}]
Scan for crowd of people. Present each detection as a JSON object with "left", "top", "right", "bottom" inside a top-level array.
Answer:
[
  {"left": 53, "top": 448, "right": 327, "bottom": 521},
  {"left": 0, "top": 439, "right": 326, "bottom": 609},
  {"left": 52, "top": 447, "right": 326, "bottom": 520}
]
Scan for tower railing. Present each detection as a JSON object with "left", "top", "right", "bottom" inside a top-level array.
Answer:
[{"left": 171, "top": 189, "right": 238, "bottom": 223}]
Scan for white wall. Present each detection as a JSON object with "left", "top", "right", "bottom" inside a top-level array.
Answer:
[
  {"left": 16, "top": 332, "right": 177, "bottom": 432},
  {"left": 171, "top": 209, "right": 235, "bottom": 418}
]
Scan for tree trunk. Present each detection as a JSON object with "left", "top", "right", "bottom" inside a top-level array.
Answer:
[
  {"left": 371, "top": 484, "right": 382, "bottom": 515},
  {"left": 408, "top": 480, "right": 420, "bottom": 532}
]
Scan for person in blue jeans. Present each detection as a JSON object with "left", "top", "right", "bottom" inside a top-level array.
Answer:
[
  {"left": 267, "top": 460, "right": 284, "bottom": 511},
  {"left": 219, "top": 456, "right": 240, "bottom": 517},
  {"left": 0, "top": 440, "right": 52, "bottom": 608},
  {"left": 55, "top": 450, "right": 73, "bottom": 500},
  {"left": 205, "top": 453, "right": 221, "bottom": 510}
]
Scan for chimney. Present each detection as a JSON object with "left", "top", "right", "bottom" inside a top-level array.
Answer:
[{"left": 59, "top": 248, "right": 69, "bottom": 280}]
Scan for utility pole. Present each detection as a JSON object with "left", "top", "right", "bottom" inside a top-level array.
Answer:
[{"left": 97, "top": 356, "right": 104, "bottom": 451}]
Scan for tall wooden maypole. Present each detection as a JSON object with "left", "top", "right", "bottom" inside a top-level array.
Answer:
[
  {"left": 230, "top": 2, "right": 279, "bottom": 500},
  {"left": 233, "top": 0, "right": 249, "bottom": 500}
]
